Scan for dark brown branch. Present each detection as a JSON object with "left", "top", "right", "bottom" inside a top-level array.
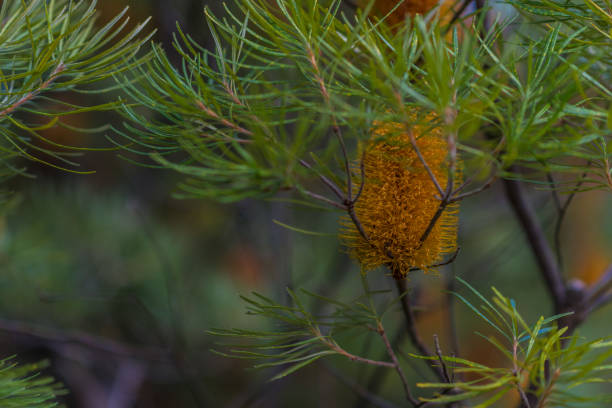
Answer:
[
  {"left": 445, "top": 0, "right": 472, "bottom": 30},
  {"left": 450, "top": 174, "right": 497, "bottom": 203},
  {"left": 352, "top": 154, "right": 366, "bottom": 205},
  {"left": 299, "top": 159, "right": 346, "bottom": 201},
  {"left": 302, "top": 189, "right": 347, "bottom": 210},
  {"left": 408, "top": 247, "right": 461, "bottom": 273},
  {"left": 419, "top": 201, "right": 449, "bottom": 244},
  {"left": 408, "top": 128, "right": 445, "bottom": 198},
  {"left": 502, "top": 174, "right": 566, "bottom": 312},
  {"left": 395, "top": 279, "right": 446, "bottom": 382}
]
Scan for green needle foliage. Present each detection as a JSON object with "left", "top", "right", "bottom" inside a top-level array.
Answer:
[
  {"left": 417, "top": 278, "right": 612, "bottom": 407},
  {"left": 117, "top": 0, "right": 611, "bottom": 202},
  {"left": 211, "top": 275, "right": 612, "bottom": 406},
  {"left": 209, "top": 275, "right": 398, "bottom": 382},
  {"left": 0, "top": 0, "right": 153, "bottom": 198},
  {"left": 0, "top": 357, "right": 64, "bottom": 408},
  {"left": 0, "top": 1, "right": 154, "bottom": 405}
]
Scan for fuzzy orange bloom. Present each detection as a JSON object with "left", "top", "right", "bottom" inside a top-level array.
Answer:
[
  {"left": 366, "top": 0, "right": 457, "bottom": 28},
  {"left": 340, "top": 115, "right": 458, "bottom": 278}
]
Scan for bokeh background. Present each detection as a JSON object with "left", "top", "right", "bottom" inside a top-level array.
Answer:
[{"left": 2, "top": 1, "right": 611, "bottom": 407}]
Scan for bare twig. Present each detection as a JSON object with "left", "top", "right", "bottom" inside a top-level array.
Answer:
[
  {"left": 546, "top": 173, "right": 562, "bottom": 212},
  {"left": 352, "top": 154, "right": 366, "bottom": 205},
  {"left": 450, "top": 174, "right": 497, "bottom": 202},
  {"left": 378, "top": 322, "right": 421, "bottom": 406},
  {"left": 502, "top": 173, "right": 566, "bottom": 312},
  {"left": 552, "top": 168, "right": 589, "bottom": 269},
  {"left": 589, "top": 292, "right": 612, "bottom": 314},
  {"left": 299, "top": 159, "right": 346, "bottom": 201},
  {"left": 445, "top": 0, "right": 472, "bottom": 30},
  {"left": 433, "top": 335, "right": 452, "bottom": 384},
  {"left": 408, "top": 247, "right": 461, "bottom": 273},
  {"left": 583, "top": 264, "right": 612, "bottom": 309},
  {"left": 419, "top": 201, "right": 449, "bottom": 244},
  {"left": 408, "top": 127, "right": 445, "bottom": 198},
  {"left": 302, "top": 189, "right": 348, "bottom": 210},
  {"left": 395, "top": 279, "right": 446, "bottom": 382}
]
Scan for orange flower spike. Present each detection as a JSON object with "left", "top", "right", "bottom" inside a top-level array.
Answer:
[
  {"left": 369, "top": 0, "right": 441, "bottom": 24},
  {"left": 340, "top": 114, "right": 459, "bottom": 278},
  {"left": 364, "top": 0, "right": 458, "bottom": 30}
]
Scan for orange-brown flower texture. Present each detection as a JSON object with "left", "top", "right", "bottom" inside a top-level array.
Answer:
[
  {"left": 366, "top": 0, "right": 456, "bottom": 28},
  {"left": 341, "top": 115, "right": 458, "bottom": 278}
]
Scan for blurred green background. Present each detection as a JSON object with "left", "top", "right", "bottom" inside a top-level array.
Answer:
[{"left": 1, "top": 1, "right": 611, "bottom": 407}]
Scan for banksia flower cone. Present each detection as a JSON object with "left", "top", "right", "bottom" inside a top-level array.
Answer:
[
  {"left": 341, "top": 115, "right": 459, "bottom": 278},
  {"left": 366, "top": 0, "right": 457, "bottom": 29}
]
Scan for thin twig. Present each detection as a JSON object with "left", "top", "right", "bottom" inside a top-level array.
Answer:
[
  {"left": 395, "top": 279, "right": 446, "bottom": 382},
  {"left": 0, "top": 63, "right": 65, "bottom": 118},
  {"left": 408, "top": 247, "right": 461, "bottom": 273},
  {"left": 445, "top": 0, "right": 472, "bottom": 30},
  {"left": 546, "top": 173, "right": 562, "bottom": 212},
  {"left": 348, "top": 204, "right": 371, "bottom": 242},
  {"left": 352, "top": 154, "right": 366, "bottom": 205},
  {"left": 302, "top": 189, "right": 347, "bottom": 210},
  {"left": 378, "top": 321, "right": 421, "bottom": 406},
  {"left": 418, "top": 201, "right": 449, "bottom": 244},
  {"left": 408, "top": 127, "right": 445, "bottom": 198},
  {"left": 589, "top": 292, "right": 612, "bottom": 314},
  {"left": 583, "top": 264, "right": 612, "bottom": 309},
  {"left": 307, "top": 44, "right": 353, "bottom": 203},
  {"left": 299, "top": 159, "right": 346, "bottom": 201},
  {"left": 319, "top": 334, "right": 396, "bottom": 368},
  {"left": 433, "top": 335, "right": 452, "bottom": 384},
  {"left": 450, "top": 174, "right": 497, "bottom": 202},
  {"left": 553, "top": 168, "right": 589, "bottom": 269}
]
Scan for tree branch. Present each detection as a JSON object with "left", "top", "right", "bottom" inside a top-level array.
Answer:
[
  {"left": 502, "top": 174, "right": 566, "bottom": 312},
  {"left": 0, "top": 63, "right": 65, "bottom": 118},
  {"left": 376, "top": 322, "right": 421, "bottom": 406},
  {"left": 395, "top": 279, "right": 447, "bottom": 382}
]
